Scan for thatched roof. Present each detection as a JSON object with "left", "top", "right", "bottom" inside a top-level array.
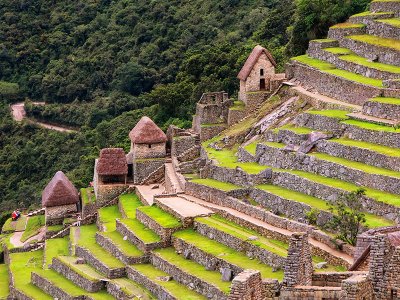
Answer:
[
  {"left": 42, "top": 171, "right": 79, "bottom": 207},
  {"left": 237, "top": 45, "right": 277, "bottom": 81},
  {"left": 129, "top": 116, "right": 167, "bottom": 144},
  {"left": 96, "top": 148, "right": 128, "bottom": 176}
]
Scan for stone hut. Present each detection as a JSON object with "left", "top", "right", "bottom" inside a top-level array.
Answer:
[
  {"left": 42, "top": 171, "right": 79, "bottom": 225},
  {"left": 96, "top": 148, "right": 128, "bottom": 184},
  {"left": 237, "top": 45, "right": 285, "bottom": 110},
  {"left": 128, "top": 116, "right": 167, "bottom": 184}
]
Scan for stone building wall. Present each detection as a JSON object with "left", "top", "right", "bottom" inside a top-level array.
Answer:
[
  {"left": 95, "top": 183, "right": 127, "bottom": 207},
  {"left": 133, "top": 159, "right": 164, "bottom": 184},
  {"left": 132, "top": 142, "right": 166, "bottom": 159},
  {"left": 228, "top": 270, "right": 266, "bottom": 300},
  {"left": 45, "top": 204, "right": 77, "bottom": 226},
  {"left": 244, "top": 52, "right": 275, "bottom": 93},
  {"left": 340, "top": 274, "right": 374, "bottom": 300}
]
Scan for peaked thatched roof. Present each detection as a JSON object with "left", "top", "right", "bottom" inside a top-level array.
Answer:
[
  {"left": 96, "top": 148, "right": 128, "bottom": 176},
  {"left": 129, "top": 116, "right": 167, "bottom": 144},
  {"left": 237, "top": 45, "right": 277, "bottom": 81},
  {"left": 42, "top": 171, "right": 79, "bottom": 207}
]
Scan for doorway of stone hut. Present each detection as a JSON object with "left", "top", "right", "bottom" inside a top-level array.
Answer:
[{"left": 260, "top": 78, "right": 266, "bottom": 90}]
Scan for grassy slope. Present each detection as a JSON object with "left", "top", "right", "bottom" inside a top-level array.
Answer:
[
  {"left": 98, "top": 205, "right": 121, "bottom": 232},
  {"left": 137, "top": 206, "right": 181, "bottom": 228},
  {"left": 119, "top": 219, "right": 161, "bottom": 243},
  {"left": 348, "top": 34, "right": 400, "bottom": 51},
  {"left": 44, "top": 237, "right": 69, "bottom": 269},
  {"left": 119, "top": 193, "right": 143, "bottom": 219},
  {"left": 0, "top": 264, "right": 9, "bottom": 299},
  {"left": 190, "top": 178, "right": 241, "bottom": 191},
  {"left": 21, "top": 215, "right": 45, "bottom": 242},
  {"left": 99, "top": 231, "right": 143, "bottom": 257}
]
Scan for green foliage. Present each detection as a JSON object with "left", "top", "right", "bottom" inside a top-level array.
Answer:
[
  {"left": 305, "top": 208, "right": 320, "bottom": 225},
  {"left": 326, "top": 189, "right": 367, "bottom": 245},
  {"left": 286, "top": 0, "right": 370, "bottom": 56}
]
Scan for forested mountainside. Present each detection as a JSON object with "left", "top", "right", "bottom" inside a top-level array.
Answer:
[{"left": 0, "top": 0, "right": 369, "bottom": 214}]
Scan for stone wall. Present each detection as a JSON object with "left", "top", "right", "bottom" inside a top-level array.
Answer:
[
  {"left": 116, "top": 219, "right": 164, "bottom": 252},
  {"left": 283, "top": 233, "right": 313, "bottom": 287},
  {"left": 125, "top": 266, "right": 176, "bottom": 300},
  {"left": 243, "top": 91, "right": 271, "bottom": 112},
  {"left": 133, "top": 159, "right": 164, "bottom": 184},
  {"left": 31, "top": 272, "right": 83, "bottom": 300},
  {"left": 51, "top": 257, "right": 105, "bottom": 292},
  {"left": 228, "top": 270, "right": 266, "bottom": 300},
  {"left": 150, "top": 252, "right": 228, "bottom": 300},
  {"left": 363, "top": 99, "right": 400, "bottom": 121},
  {"left": 136, "top": 209, "right": 181, "bottom": 245},
  {"left": 280, "top": 286, "right": 342, "bottom": 299},
  {"left": 312, "top": 272, "right": 363, "bottom": 287},
  {"left": 367, "top": 19, "right": 400, "bottom": 41},
  {"left": 45, "top": 204, "right": 77, "bottom": 226},
  {"left": 131, "top": 142, "right": 166, "bottom": 159},
  {"left": 199, "top": 124, "right": 226, "bottom": 142},
  {"left": 75, "top": 246, "right": 125, "bottom": 279},
  {"left": 237, "top": 147, "right": 256, "bottom": 163},
  {"left": 154, "top": 196, "right": 194, "bottom": 227},
  {"left": 340, "top": 273, "right": 374, "bottom": 300},
  {"left": 287, "top": 61, "right": 386, "bottom": 106},
  {"left": 171, "top": 135, "right": 197, "bottom": 158},
  {"left": 95, "top": 233, "right": 148, "bottom": 265},
  {"left": 340, "top": 36, "right": 400, "bottom": 67},
  {"left": 95, "top": 183, "right": 127, "bottom": 207},
  {"left": 227, "top": 109, "right": 246, "bottom": 126},
  {"left": 370, "top": 1, "right": 400, "bottom": 17},
  {"left": 194, "top": 221, "right": 286, "bottom": 270},
  {"left": 294, "top": 111, "right": 345, "bottom": 136},
  {"left": 327, "top": 25, "right": 366, "bottom": 41}
]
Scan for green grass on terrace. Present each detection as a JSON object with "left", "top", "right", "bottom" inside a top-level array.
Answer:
[
  {"left": 137, "top": 206, "right": 181, "bottom": 228},
  {"left": 81, "top": 187, "right": 95, "bottom": 205},
  {"left": 307, "top": 109, "right": 349, "bottom": 120},
  {"left": 230, "top": 100, "right": 245, "bottom": 111},
  {"left": 347, "top": 34, "right": 400, "bottom": 51},
  {"left": 46, "top": 224, "right": 63, "bottom": 232},
  {"left": 2, "top": 218, "right": 14, "bottom": 233},
  {"left": 190, "top": 178, "right": 241, "bottom": 191},
  {"left": 339, "top": 54, "right": 400, "bottom": 74},
  {"left": 131, "top": 264, "right": 206, "bottom": 299},
  {"left": 99, "top": 231, "right": 143, "bottom": 257},
  {"left": 311, "top": 38, "right": 336, "bottom": 43},
  {"left": 311, "top": 152, "right": 400, "bottom": 178},
  {"left": 21, "top": 215, "right": 45, "bottom": 242},
  {"left": 286, "top": 169, "right": 400, "bottom": 209},
  {"left": 203, "top": 143, "right": 268, "bottom": 174},
  {"left": 9, "top": 251, "right": 52, "bottom": 299},
  {"left": 98, "top": 205, "right": 121, "bottom": 232},
  {"left": 44, "top": 237, "right": 69, "bottom": 269},
  {"left": 196, "top": 215, "right": 288, "bottom": 257},
  {"left": 57, "top": 256, "right": 104, "bottom": 281},
  {"left": 330, "top": 23, "right": 365, "bottom": 28},
  {"left": 15, "top": 215, "right": 27, "bottom": 231},
  {"left": 378, "top": 18, "right": 400, "bottom": 27},
  {"left": 351, "top": 11, "right": 392, "bottom": 17},
  {"left": 243, "top": 141, "right": 258, "bottom": 155},
  {"left": 330, "top": 137, "right": 400, "bottom": 157},
  {"left": 255, "top": 184, "right": 393, "bottom": 228},
  {"left": 119, "top": 218, "right": 161, "bottom": 243},
  {"left": 74, "top": 225, "right": 124, "bottom": 268},
  {"left": 292, "top": 55, "right": 384, "bottom": 87},
  {"left": 325, "top": 47, "right": 353, "bottom": 55},
  {"left": 342, "top": 119, "right": 400, "bottom": 132},
  {"left": 154, "top": 247, "right": 232, "bottom": 294},
  {"left": 0, "top": 264, "right": 9, "bottom": 299},
  {"left": 369, "top": 97, "right": 400, "bottom": 105},
  {"left": 119, "top": 193, "right": 143, "bottom": 219},
  {"left": 111, "top": 278, "right": 155, "bottom": 300},
  {"left": 173, "top": 229, "right": 285, "bottom": 280}
]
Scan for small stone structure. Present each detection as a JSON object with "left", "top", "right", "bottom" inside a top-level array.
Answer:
[
  {"left": 42, "top": 171, "right": 79, "bottom": 225},
  {"left": 237, "top": 45, "right": 285, "bottom": 108},
  {"left": 227, "top": 270, "right": 265, "bottom": 300},
  {"left": 127, "top": 116, "right": 167, "bottom": 184},
  {"left": 96, "top": 148, "right": 128, "bottom": 184}
]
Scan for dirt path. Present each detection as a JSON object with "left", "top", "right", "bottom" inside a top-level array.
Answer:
[
  {"left": 10, "top": 102, "right": 77, "bottom": 133},
  {"left": 9, "top": 226, "right": 46, "bottom": 248}
]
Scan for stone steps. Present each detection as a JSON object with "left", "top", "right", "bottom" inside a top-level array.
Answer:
[
  {"left": 31, "top": 269, "right": 114, "bottom": 300},
  {"left": 295, "top": 109, "right": 400, "bottom": 148},
  {"left": 51, "top": 256, "right": 105, "bottom": 293},
  {"left": 340, "top": 34, "right": 400, "bottom": 67},
  {"left": 370, "top": 0, "right": 400, "bottom": 16},
  {"left": 150, "top": 247, "right": 231, "bottom": 300},
  {"left": 116, "top": 219, "right": 163, "bottom": 252},
  {"left": 259, "top": 141, "right": 400, "bottom": 195},
  {"left": 307, "top": 46, "right": 400, "bottom": 80},
  {"left": 193, "top": 215, "right": 288, "bottom": 269},
  {"left": 366, "top": 17, "right": 400, "bottom": 40},
  {"left": 316, "top": 137, "right": 400, "bottom": 172},
  {"left": 363, "top": 96, "right": 400, "bottom": 121},
  {"left": 106, "top": 277, "right": 155, "bottom": 300},
  {"left": 270, "top": 169, "right": 400, "bottom": 222},
  {"left": 136, "top": 206, "right": 183, "bottom": 244},
  {"left": 95, "top": 231, "right": 148, "bottom": 265},
  {"left": 127, "top": 264, "right": 207, "bottom": 300}
]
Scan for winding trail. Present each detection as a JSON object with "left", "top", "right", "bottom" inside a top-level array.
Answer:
[{"left": 10, "top": 102, "right": 77, "bottom": 133}]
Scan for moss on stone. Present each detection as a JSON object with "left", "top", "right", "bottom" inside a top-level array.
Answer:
[{"left": 324, "top": 47, "right": 353, "bottom": 55}]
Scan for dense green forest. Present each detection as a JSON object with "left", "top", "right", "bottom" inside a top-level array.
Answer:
[{"left": 0, "top": 0, "right": 369, "bottom": 211}]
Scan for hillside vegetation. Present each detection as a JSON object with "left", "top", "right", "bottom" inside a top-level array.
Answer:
[{"left": 0, "top": 0, "right": 369, "bottom": 211}]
